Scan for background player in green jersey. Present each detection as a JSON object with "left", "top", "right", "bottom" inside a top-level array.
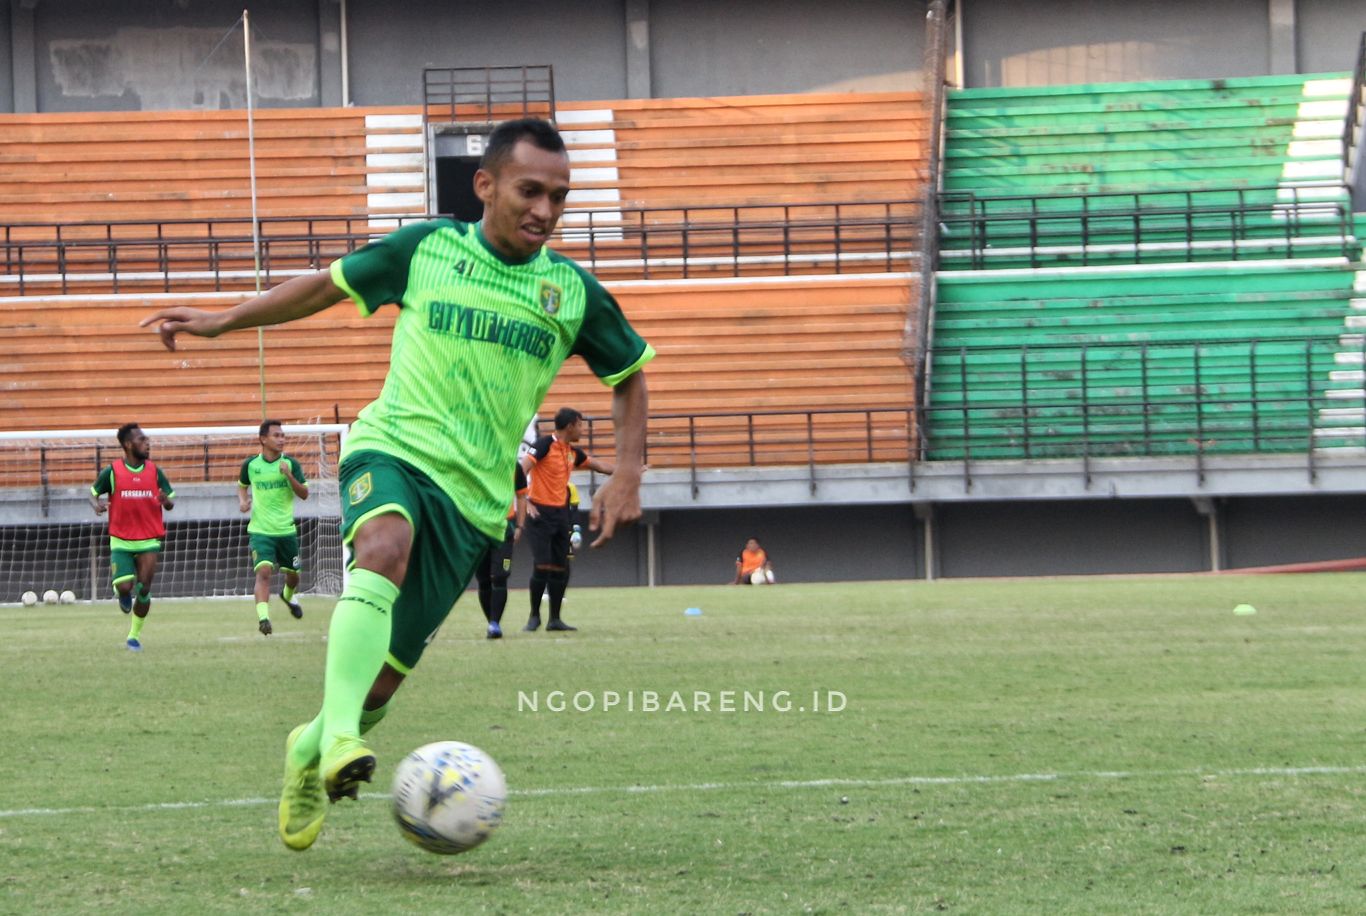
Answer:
[
  {"left": 89, "top": 423, "right": 175, "bottom": 651},
  {"left": 141, "top": 118, "right": 652, "bottom": 851},
  {"left": 238, "top": 419, "right": 310, "bottom": 636}
]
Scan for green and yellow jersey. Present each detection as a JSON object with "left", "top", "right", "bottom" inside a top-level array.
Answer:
[
  {"left": 239, "top": 454, "right": 307, "bottom": 536},
  {"left": 329, "top": 219, "right": 653, "bottom": 539}
]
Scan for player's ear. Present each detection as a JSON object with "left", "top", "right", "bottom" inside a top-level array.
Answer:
[{"left": 473, "top": 168, "right": 495, "bottom": 207}]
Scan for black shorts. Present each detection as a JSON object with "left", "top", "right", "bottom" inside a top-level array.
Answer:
[
  {"left": 526, "top": 503, "right": 571, "bottom": 567},
  {"left": 476, "top": 519, "right": 517, "bottom": 584}
]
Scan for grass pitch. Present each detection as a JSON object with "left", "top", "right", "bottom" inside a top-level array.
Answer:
[{"left": 5, "top": 574, "right": 1366, "bottom": 914}]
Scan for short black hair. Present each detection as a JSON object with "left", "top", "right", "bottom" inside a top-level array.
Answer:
[
  {"left": 480, "top": 118, "right": 566, "bottom": 175},
  {"left": 116, "top": 423, "right": 140, "bottom": 448},
  {"left": 259, "top": 419, "right": 282, "bottom": 438},
  {"left": 553, "top": 407, "right": 582, "bottom": 431}
]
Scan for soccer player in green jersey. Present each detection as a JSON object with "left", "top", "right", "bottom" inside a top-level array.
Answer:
[
  {"left": 239, "top": 419, "right": 310, "bottom": 636},
  {"left": 140, "top": 118, "right": 653, "bottom": 851}
]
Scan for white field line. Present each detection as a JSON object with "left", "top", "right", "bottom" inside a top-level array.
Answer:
[{"left": 4, "top": 763, "right": 1366, "bottom": 819}]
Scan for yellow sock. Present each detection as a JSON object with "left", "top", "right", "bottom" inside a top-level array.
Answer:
[
  {"left": 256, "top": 602, "right": 270, "bottom": 621},
  {"left": 128, "top": 615, "right": 146, "bottom": 640}
]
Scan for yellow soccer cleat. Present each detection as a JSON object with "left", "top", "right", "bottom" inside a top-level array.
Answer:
[
  {"left": 278, "top": 724, "right": 326, "bottom": 851},
  {"left": 322, "top": 735, "right": 376, "bottom": 803}
]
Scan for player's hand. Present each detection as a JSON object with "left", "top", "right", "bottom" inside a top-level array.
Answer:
[
  {"left": 587, "top": 468, "right": 643, "bottom": 548},
  {"left": 139, "top": 307, "right": 225, "bottom": 352},
  {"left": 513, "top": 526, "right": 523, "bottom": 544},
  {"left": 93, "top": 500, "right": 107, "bottom": 515},
  {"left": 526, "top": 503, "right": 540, "bottom": 519},
  {"left": 280, "top": 461, "right": 296, "bottom": 481}
]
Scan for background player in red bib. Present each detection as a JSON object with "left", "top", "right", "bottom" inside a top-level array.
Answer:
[{"left": 90, "top": 423, "right": 175, "bottom": 651}]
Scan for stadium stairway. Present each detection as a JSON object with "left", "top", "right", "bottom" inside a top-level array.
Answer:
[
  {"left": 939, "top": 73, "right": 1356, "bottom": 270},
  {"left": 1320, "top": 251, "right": 1366, "bottom": 449},
  {"left": 926, "top": 261, "right": 1361, "bottom": 460},
  {"left": 0, "top": 91, "right": 926, "bottom": 229},
  {"left": 0, "top": 90, "right": 928, "bottom": 470},
  {"left": 0, "top": 275, "right": 917, "bottom": 467}
]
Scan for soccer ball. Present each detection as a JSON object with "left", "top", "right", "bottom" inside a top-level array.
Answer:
[
  {"left": 42, "top": 589, "right": 59, "bottom": 605},
  {"left": 391, "top": 741, "right": 506, "bottom": 855},
  {"left": 21, "top": 590, "right": 38, "bottom": 607},
  {"left": 59, "top": 590, "right": 77, "bottom": 605},
  {"left": 750, "top": 569, "right": 775, "bottom": 585}
]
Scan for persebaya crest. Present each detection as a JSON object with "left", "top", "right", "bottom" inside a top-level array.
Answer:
[
  {"left": 539, "top": 282, "right": 562, "bottom": 315},
  {"left": 348, "top": 472, "right": 373, "bottom": 506}
]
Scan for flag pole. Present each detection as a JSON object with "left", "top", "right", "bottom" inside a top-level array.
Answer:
[{"left": 244, "top": 9, "right": 267, "bottom": 419}]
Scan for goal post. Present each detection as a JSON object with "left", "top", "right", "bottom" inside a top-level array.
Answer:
[{"left": 0, "top": 424, "right": 347, "bottom": 604}]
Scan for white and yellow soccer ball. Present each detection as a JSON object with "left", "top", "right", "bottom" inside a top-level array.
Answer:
[
  {"left": 42, "top": 589, "right": 59, "bottom": 605},
  {"left": 391, "top": 741, "right": 506, "bottom": 855},
  {"left": 21, "top": 590, "right": 38, "bottom": 607}
]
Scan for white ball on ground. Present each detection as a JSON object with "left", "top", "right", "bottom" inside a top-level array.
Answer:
[
  {"left": 42, "top": 589, "right": 59, "bottom": 605},
  {"left": 59, "top": 590, "right": 77, "bottom": 605},
  {"left": 750, "top": 569, "right": 769, "bottom": 585},
  {"left": 21, "top": 590, "right": 38, "bottom": 607},
  {"left": 392, "top": 741, "right": 506, "bottom": 854}
]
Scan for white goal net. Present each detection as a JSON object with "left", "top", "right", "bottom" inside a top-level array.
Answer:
[{"left": 0, "top": 424, "right": 346, "bottom": 604}]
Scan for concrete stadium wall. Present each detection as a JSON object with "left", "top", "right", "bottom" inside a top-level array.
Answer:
[
  {"left": 8, "top": 1, "right": 1361, "bottom": 113},
  {"left": 525, "top": 495, "right": 1366, "bottom": 586},
  {"left": 0, "top": 0, "right": 927, "bottom": 113},
  {"left": 646, "top": 0, "right": 924, "bottom": 97},
  {"left": 1297, "top": 0, "right": 1366, "bottom": 74},
  {"left": 28, "top": 0, "right": 324, "bottom": 113},
  {"left": 346, "top": 0, "right": 629, "bottom": 105},
  {"left": 960, "top": 0, "right": 1366, "bottom": 87},
  {"left": 9, "top": 491, "right": 1366, "bottom": 597},
  {"left": 961, "top": 0, "right": 1271, "bottom": 87}
]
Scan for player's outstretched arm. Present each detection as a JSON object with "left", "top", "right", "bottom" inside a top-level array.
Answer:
[
  {"left": 585, "top": 455, "right": 615, "bottom": 475},
  {"left": 139, "top": 270, "right": 346, "bottom": 351},
  {"left": 588, "top": 370, "right": 648, "bottom": 548}
]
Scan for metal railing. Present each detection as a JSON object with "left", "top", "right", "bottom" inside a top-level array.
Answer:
[
  {"left": 938, "top": 183, "right": 1356, "bottom": 269},
  {"left": 0, "top": 200, "right": 920, "bottom": 293},
  {"left": 574, "top": 407, "right": 915, "bottom": 497},
  {"left": 913, "top": 0, "right": 951, "bottom": 468},
  {"left": 1343, "top": 32, "right": 1365, "bottom": 196},
  {"left": 1, "top": 408, "right": 914, "bottom": 492},
  {"left": 551, "top": 200, "right": 920, "bottom": 279},
  {"left": 423, "top": 65, "right": 555, "bottom": 124},
  {"left": 924, "top": 336, "right": 1358, "bottom": 477}
]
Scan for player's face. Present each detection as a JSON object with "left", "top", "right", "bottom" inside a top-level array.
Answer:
[
  {"left": 560, "top": 419, "right": 582, "bottom": 443},
  {"left": 262, "top": 426, "right": 286, "bottom": 455},
  {"left": 126, "top": 429, "right": 151, "bottom": 463},
  {"left": 475, "top": 140, "right": 571, "bottom": 261},
  {"left": 746, "top": 538, "right": 760, "bottom": 551}
]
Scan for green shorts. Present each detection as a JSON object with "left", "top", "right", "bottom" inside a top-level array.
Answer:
[
  {"left": 249, "top": 532, "right": 300, "bottom": 573},
  {"left": 340, "top": 450, "right": 496, "bottom": 673},
  {"left": 110, "top": 543, "right": 161, "bottom": 587}
]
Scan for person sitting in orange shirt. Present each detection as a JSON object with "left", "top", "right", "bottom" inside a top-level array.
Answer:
[{"left": 734, "top": 537, "right": 775, "bottom": 585}]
